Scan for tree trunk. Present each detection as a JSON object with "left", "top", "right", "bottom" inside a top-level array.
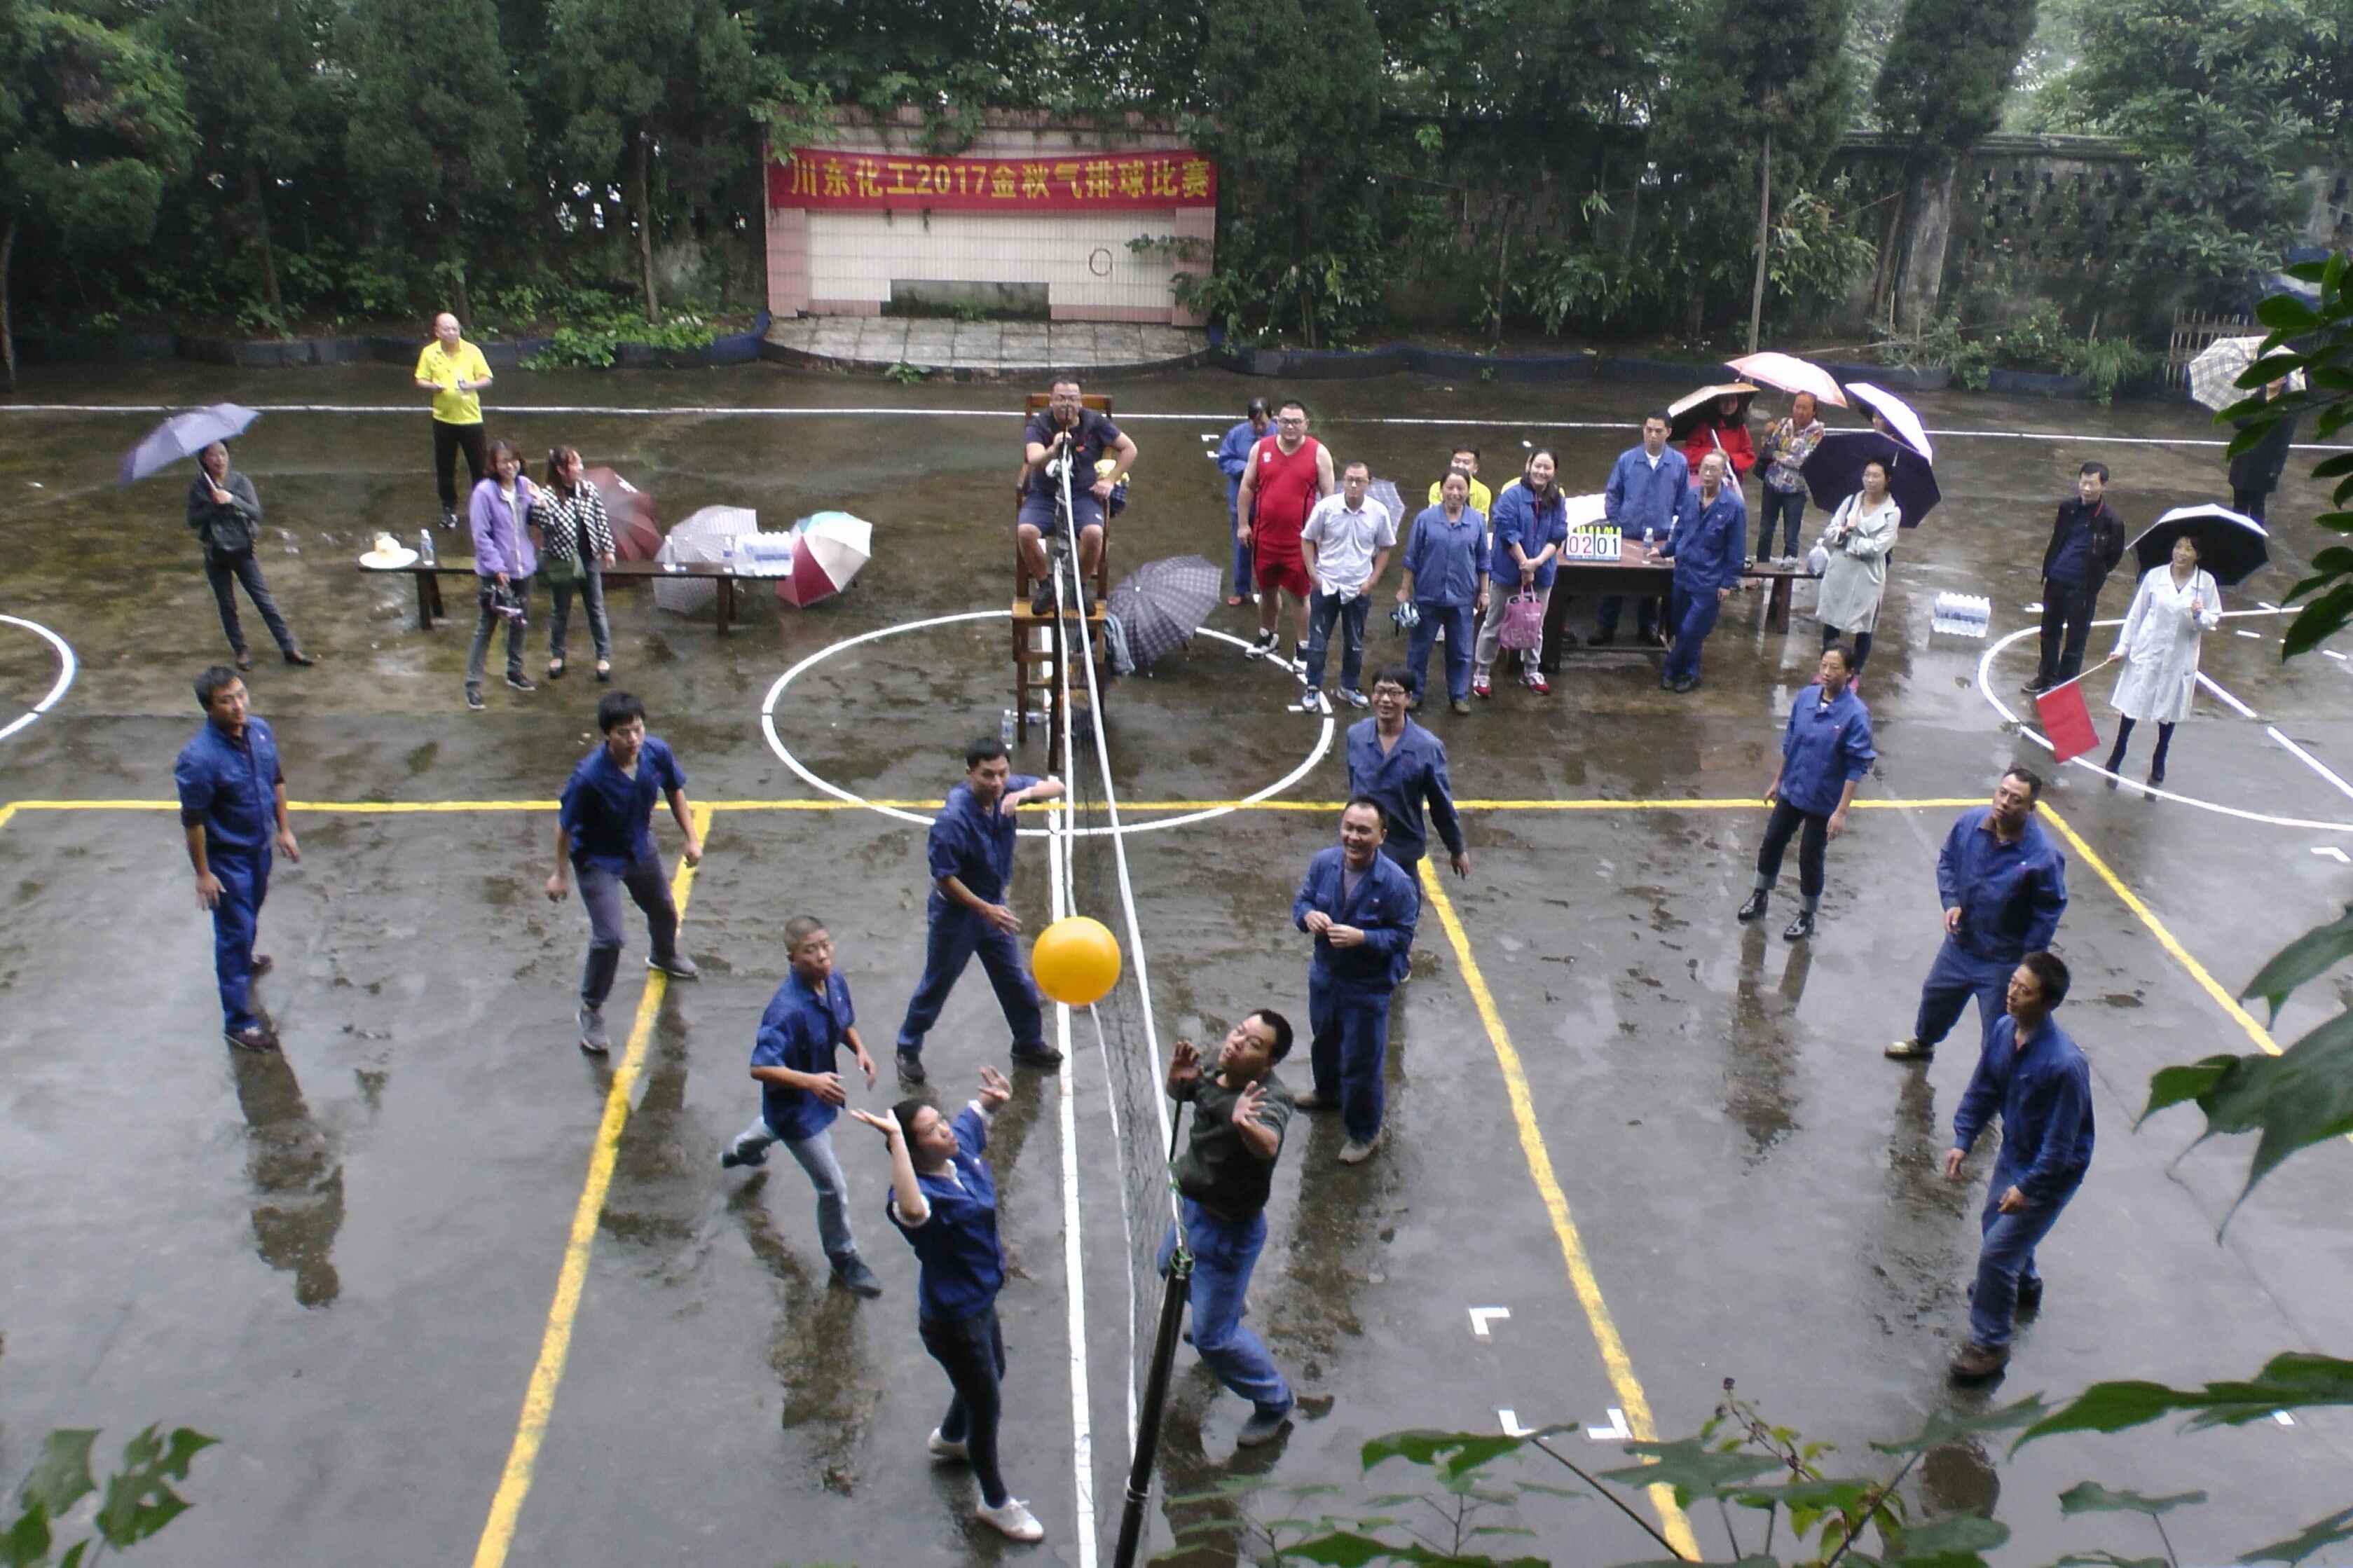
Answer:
[
  {"left": 634, "top": 131, "right": 661, "bottom": 323},
  {"left": 244, "top": 156, "right": 283, "bottom": 319},
  {"left": 449, "top": 249, "right": 472, "bottom": 328},
  {"left": 1870, "top": 179, "right": 1909, "bottom": 331},
  {"left": 1, "top": 215, "right": 15, "bottom": 394},
  {"left": 1747, "top": 128, "right": 1772, "bottom": 355},
  {"left": 1491, "top": 199, "right": 1514, "bottom": 346},
  {"left": 1895, "top": 158, "right": 1956, "bottom": 336}
]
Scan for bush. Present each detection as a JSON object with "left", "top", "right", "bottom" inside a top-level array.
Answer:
[
  {"left": 521, "top": 310, "right": 720, "bottom": 369},
  {"left": 2058, "top": 334, "right": 2164, "bottom": 404}
]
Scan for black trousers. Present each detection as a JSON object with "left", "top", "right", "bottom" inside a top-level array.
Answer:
[
  {"left": 2231, "top": 485, "right": 2270, "bottom": 525},
  {"left": 1820, "top": 619, "right": 1875, "bottom": 670},
  {"left": 919, "top": 1306, "right": 1010, "bottom": 1508},
  {"left": 432, "top": 420, "right": 487, "bottom": 512},
  {"left": 203, "top": 550, "right": 295, "bottom": 656},
  {"left": 2034, "top": 578, "right": 2099, "bottom": 685},
  {"left": 1756, "top": 798, "right": 1829, "bottom": 899}
]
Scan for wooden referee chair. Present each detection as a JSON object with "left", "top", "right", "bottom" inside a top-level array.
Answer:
[{"left": 1012, "top": 390, "right": 1113, "bottom": 756}]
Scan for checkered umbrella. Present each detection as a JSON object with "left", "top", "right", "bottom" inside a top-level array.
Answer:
[
  {"left": 1106, "top": 554, "right": 1221, "bottom": 670},
  {"left": 2188, "top": 337, "right": 2268, "bottom": 413}
]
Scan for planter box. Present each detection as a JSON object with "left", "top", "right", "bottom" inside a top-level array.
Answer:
[
  {"left": 16, "top": 332, "right": 174, "bottom": 364},
  {"left": 1816, "top": 361, "right": 1951, "bottom": 392},
  {"left": 1987, "top": 367, "right": 2091, "bottom": 399}
]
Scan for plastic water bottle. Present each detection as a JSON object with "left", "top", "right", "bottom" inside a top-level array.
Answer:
[
  {"left": 418, "top": 529, "right": 436, "bottom": 567},
  {"left": 722, "top": 535, "right": 736, "bottom": 572},
  {"left": 1001, "top": 708, "right": 1016, "bottom": 748}
]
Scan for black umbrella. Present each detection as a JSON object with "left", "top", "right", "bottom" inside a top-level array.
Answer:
[
  {"left": 1800, "top": 429, "right": 1941, "bottom": 528},
  {"left": 1106, "top": 553, "right": 1222, "bottom": 670},
  {"left": 2132, "top": 504, "right": 2269, "bottom": 587}
]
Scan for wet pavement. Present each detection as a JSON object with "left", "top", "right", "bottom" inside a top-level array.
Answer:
[{"left": 1, "top": 362, "right": 2350, "bottom": 1566}]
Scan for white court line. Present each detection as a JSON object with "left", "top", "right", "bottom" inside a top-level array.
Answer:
[
  {"left": 2266, "top": 727, "right": 2353, "bottom": 802},
  {"left": 2196, "top": 671, "right": 2261, "bottom": 720},
  {"left": 10, "top": 401, "right": 2348, "bottom": 451},
  {"left": 0, "top": 614, "right": 78, "bottom": 741}
]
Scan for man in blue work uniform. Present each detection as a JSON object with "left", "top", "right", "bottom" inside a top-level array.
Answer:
[
  {"left": 175, "top": 666, "right": 301, "bottom": 1052},
  {"left": 893, "top": 737, "right": 1066, "bottom": 1085},
  {"left": 1348, "top": 667, "right": 1469, "bottom": 881},
  {"left": 2026, "top": 461, "right": 2127, "bottom": 694},
  {"left": 722, "top": 915, "right": 884, "bottom": 1298},
  {"left": 544, "top": 691, "right": 704, "bottom": 1056},
  {"left": 1595, "top": 411, "right": 1688, "bottom": 647},
  {"left": 1887, "top": 768, "right": 2068, "bottom": 1062},
  {"left": 1943, "top": 951, "right": 2094, "bottom": 1381},
  {"left": 1215, "top": 397, "right": 1272, "bottom": 605},
  {"left": 1649, "top": 450, "right": 1747, "bottom": 693},
  {"left": 1292, "top": 799, "right": 1420, "bottom": 1164}
]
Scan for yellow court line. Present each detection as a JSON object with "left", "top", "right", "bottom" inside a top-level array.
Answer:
[
  {"left": 1416, "top": 866, "right": 1702, "bottom": 1560},
  {"left": 0, "top": 795, "right": 1987, "bottom": 817},
  {"left": 469, "top": 804, "right": 714, "bottom": 1568}
]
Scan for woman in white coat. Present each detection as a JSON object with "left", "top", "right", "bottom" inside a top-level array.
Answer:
[
  {"left": 2103, "top": 535, "right": 2221, "bottom": 788},
  {"left": 1813, "top": 458, "right": 1902, "bottom": 673}
]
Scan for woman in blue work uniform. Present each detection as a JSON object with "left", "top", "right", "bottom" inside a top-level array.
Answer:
[{"left": 1737, "top": 643, "right": 1875, "bottom": 941}]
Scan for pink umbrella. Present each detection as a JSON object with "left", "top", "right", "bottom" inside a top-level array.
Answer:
[
  {"left": 1726, "top": 352, "right": 1849, "bottom": 410},
  {"left": 776, "top": 511, "right": 872, "bottom": 608},
  {"left": 585, "top": 466, "right": 664, "bottom": 561}
]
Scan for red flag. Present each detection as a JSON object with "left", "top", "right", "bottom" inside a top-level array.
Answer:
[{"left": 2034, "top": 678, "right": 2101, "bottom": 764}]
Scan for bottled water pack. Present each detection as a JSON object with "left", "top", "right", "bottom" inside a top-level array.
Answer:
[{"left": 1931, "top": 592, "right": 1991, "bottom": 638}]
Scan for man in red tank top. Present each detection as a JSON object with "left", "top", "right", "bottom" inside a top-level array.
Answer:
[{"left": 1233, "top": 401, "right": 1335, "bottom": 666}]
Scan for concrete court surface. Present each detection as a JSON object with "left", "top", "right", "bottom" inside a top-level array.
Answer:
[{"left": 0, "top": 363, "right": 2349, "bottom": 1566}]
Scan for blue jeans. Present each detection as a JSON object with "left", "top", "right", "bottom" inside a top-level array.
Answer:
[
  {"left": 1759, "top": 488, "right": 1806, "bottom": 558},
  {"left": 1231, "top": 518, "right": 1254, "bottom": 598},
  {"left": 919, "top": 1306, "right": 1010, "bottom": 1508},
  {"left": 896, "top": 900, "right": 1045, "bottom": 1054},
  {"left": 209, "top": 848, "right": 270, "bottom": 1032},
  {"left": 1305, "top": 589, "right": 1371, "bottom": 693},
  {"left": 1914, "top": 939, "right": 2014, "bottom": 1051},
  {"left": 1969, "top": 1161, "right": 2078, "bottom": 1347},
  {"left": 1663, "top": 584, "right": 1722, "bottom": 684},
  {"left": 547, "top": 566, "right": 610, "bottom": 662},
  {"left": 728, "top": 1118, "right": 858, "bottom": 1265},
  {"left": 1406, "top": 601, "right": 1475, "bottom": 703},
  {"left": 1309, "top": 972, "right": 1393, "bottom": 1142},
  {"left": 1157, "top": 1198, "right": 1291, "bottom": 1412},
  {"left": 576, "top": 853, "right": 679, "bottom": 1010}
]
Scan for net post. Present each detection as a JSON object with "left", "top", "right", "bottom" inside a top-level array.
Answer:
[{"left": 1111, "top": 1253, "right": 1192, "bottom": 1568}]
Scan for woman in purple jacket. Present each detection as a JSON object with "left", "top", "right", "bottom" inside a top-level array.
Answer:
[{"left": 465, "top": 436, "right": 539, "bottom": 710}]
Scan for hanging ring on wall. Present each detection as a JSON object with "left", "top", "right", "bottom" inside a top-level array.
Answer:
[{"left": 1088, "top": 247, "right": 1113, "bottom": 277}]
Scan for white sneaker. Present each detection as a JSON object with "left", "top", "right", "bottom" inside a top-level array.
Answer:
[
  {"left": 1291, "top": 689, "right": 1331, "bottom": 716},
  {"left": 1340, "top": 687, "right": 1371, "bottom": 708},
  {"left": 976, "top": 1498, "right": 1045, "bottom": 1542},
  {"left": 1779, "top": 554, "right": 1798, "bottom": 569},
  {"left": 927, "top": 1427, "right": 968, "bottom": 1462}
]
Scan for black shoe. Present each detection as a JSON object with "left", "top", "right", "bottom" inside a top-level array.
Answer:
[
  {"left": 251, "top": 954, "right": 274, "bottom": 979},
  {"left": 1736, "top": 890, "right": 1769, "bottom": 923},
  {"left": 1244, "top": 630, "right": 1277, "bottom": 661},
  {"left": 225, "top": 1025, "right": 280, "bottom": 1052},
  {"left": 896, "top": 1048, "right": 927, "bottom": 1084},
  {"left": 1949, "top": 1341, "right": 2011, "bottom": 1382},
  {"left": 1659, "top": 675, "right": 1676, "bottom": 692},
  {"left": 1010, "top": 1043, "right": 1064, "bottom": 1068},
  {"left": 506, "top": 672, "right": 536, "bottom": 693},
  {"left": 1642, "top": 629, "right": 1667, "bottom": 647},
  {"left": 441, "top": 507, "right": 460, "bottom": 530},
  {"left": 2015, "top": 1277, "right": 2044, "bottom": 1315},
  {"left": 2022, "top": 677, "right": 2048, "bottom": 696},
  {"left": 2148, "top": 764, "right": 2166, "bottom": 789},
  {"left": 832, "top": 1256, "right": 884, "bottom": 1298},
  {"left": 1884, "top": 1037, "right": 1935, "bottom": 1061},
  {"left": 1673, "top": 677, "right": 1699, "bottom": 694},
  {"left": 1783, "top": 910, "right": 1816, "bottom": 942},
  {"left": 1030, "top": 583, "right": 1056, "bottom": 618},
  {"left": 1589, "top": 631, "right": 1616, "bottom": 647},
  {"left": 465, "top": 687, "right": 486, "bottom": 711},
  {"left": 282, "top": 649, "right": 315, "bottom": 667}
]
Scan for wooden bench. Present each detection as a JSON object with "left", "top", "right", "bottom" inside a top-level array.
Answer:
[
  {"left": 1546, "top": 539, "right": 1818, "bottom": 642},
  {"left": 358, "top": 556, "right": 768, "bottom": 634}
]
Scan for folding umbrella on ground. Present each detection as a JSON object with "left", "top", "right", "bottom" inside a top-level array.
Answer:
[
  {"left": 1106, "top": 553, "right": 1221, "bottom": 670},
  {"left": 586, "top": 467, "right": 664, "bottom": 561},
  {"left": 2132, "top": 504, "right": 2269, "bottom": 586},
  {"left": 2187, "top": 336, "right": 2303, "bottom": 413},
  {"left": 654, "top": 505, "right": 757, "bottom": 614},
  {"left": 1800, "top": 429, "right": 1941, "bottom": 528},
  {"left": 1843, "top": 381, "right": 1935, "bottom": 462},
  {"left": 1666, "top": 383, "right": 1759, "bottom": 445},
  {"left": 778, "top": 511, "right": 872, "bottom": 607},
  {"left": 118, "top": 403, "right": 261, "bottom": 486},
  {"left": 1726, "top": 352, "right": 1849, "bottom": 410}
]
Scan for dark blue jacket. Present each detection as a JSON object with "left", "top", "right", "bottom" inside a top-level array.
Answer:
[
  {"left": 927, "top": 775, "right": 1040, "bottom": 910},
  {"left": 559, "top": 738, "right": 687, "bottom": 874},
  {"left": 1486, "top": 484, "right": 1570, "bottom": 590},
  {"left": 1216, "top": 419, "right": 1261, "bottom": 523},
  {"left": 1937, "top": 809, "right": 2068, "bottom": 963},
  {"left": 889, "top": 1104, "right": 1005, "bottom": 1322},
  {"left": 1402, "top": 503, "right": 1486, "bottom": 607},
  {"left": 1953, "top": 1014, "right": 2094, "bottom": 1202},
  {"left": 1660, "top": 484, "right": 1747, "bottom": 593},
  {"left": 750, "top": 968, "right": 857, "bottom": 1143},
  {"left": 1293, "top": 846, "right": 1419, "bottom": 989},
  {"left": 1603, "top": 444, "right": 1689, "bottom": 543},
  {"left": 1777, "top": 685, "right": 1876, "bottom": 817},
  {"left": 174, "top": 716, "right": 283, "bottom": 859},
  {"left": 1346, "top": 717, "right": 1463, "bottom": 865}
]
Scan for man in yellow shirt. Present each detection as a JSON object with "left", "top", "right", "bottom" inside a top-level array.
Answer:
[
  {"left": 413, "top": 312, "right": 494, "bottom": 528},
  {"left": 1425, "top": 447, "right": 1492, "bottom": 516}
]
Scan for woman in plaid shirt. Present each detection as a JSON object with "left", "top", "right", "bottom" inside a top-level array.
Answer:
[
  {"left": 1756, "top": 392, "right": 1826, "bottom": 566},
  {"left": 534, "top": 446, "right": 618, "bottom": 681}
]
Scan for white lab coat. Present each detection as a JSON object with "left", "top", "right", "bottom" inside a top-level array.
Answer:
[
  {"left": 1813, "top": 491, "right": 1902, "bottom": 634},
  {"left": 2108, "top": 564, "right": 2221, "bottom": 723}
]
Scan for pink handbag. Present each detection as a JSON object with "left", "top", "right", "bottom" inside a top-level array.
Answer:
[{"left": 1498, "top": 590, "right": 1545, "bottom": 651}]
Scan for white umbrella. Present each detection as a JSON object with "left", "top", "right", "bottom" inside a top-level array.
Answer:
[
  {"left": 1844, "top": 382, "right": 1935, "bottom": 462},
  {"left": 2188, "top": 336, "right": 2303, "bottom": 413},
  {"left": 654, "top": 504, "right": 757, "bottom": 614},
  {"left": 780, "top": 511, "right": 873, "bottom": 607},
  {"left": 1726, "top": 352, "right": 1850, "bottom": 410},
  {"left": 1564, "top": 491, "right": 1608, "bottom": 528}
]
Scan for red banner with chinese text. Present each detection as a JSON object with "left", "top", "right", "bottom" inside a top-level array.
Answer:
[{"left": 767, "top": 147, "right": 1216, "bottom": 212}]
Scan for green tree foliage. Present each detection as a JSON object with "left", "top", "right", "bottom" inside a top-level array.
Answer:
[
  {"left": 1873, "top": 0, "right": 2036, "bottom": 160},
  {"left": 5, "top": 1424, "right": 217, "bottom": 1566},
  {"left": 339, "top": 0, "right": 530, "bottom": 324}
]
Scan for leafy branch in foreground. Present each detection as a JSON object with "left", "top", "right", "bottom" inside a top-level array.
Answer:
[{"left": 6, "top": 1424, "right": 217, "bottom": 1567}]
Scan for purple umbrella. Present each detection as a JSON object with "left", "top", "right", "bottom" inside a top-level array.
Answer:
[{"left": 118, "top": 404, "right": 261, "bottom": 486}]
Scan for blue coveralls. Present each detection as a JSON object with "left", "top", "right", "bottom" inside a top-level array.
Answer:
[
  {"left": 1345, "top": 716, "right": 1464, "bottom": 872},
  {"left": 1401, "top": 502, "right": 1486, "bottom": 703},
  {"left": 896, "top": 777, "right": 1047, "bottom": 1056},
  {"left": 1914, "top": 809, "right": 2069, "bottom": 1051},
  {"left": 1217, "top": 418, "right": 1263, "bottom": 593},
  {"left": 1293, "top": 846, "right": 1419, "bottom": 1143},
  {"left": 174, "top": 715, "right": 283, "bottom": 1035},
  {"left": 1659, "top": 483, "right": 1747, "bottom": 685},
  {"left": 1596, "top": 443, "right": 1689, "bottom": 638},
  {"left": 1951, "top": 1013, "right": 2094, "bottom": 1346}
]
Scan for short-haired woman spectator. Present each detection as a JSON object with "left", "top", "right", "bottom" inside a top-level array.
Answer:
[{"left": 533, "top": 446, "right": 617, "bottom": 682}]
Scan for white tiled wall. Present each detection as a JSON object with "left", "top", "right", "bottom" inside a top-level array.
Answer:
[{"left": 807, "top": 210, "right": 1186, "bottom": 311}]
